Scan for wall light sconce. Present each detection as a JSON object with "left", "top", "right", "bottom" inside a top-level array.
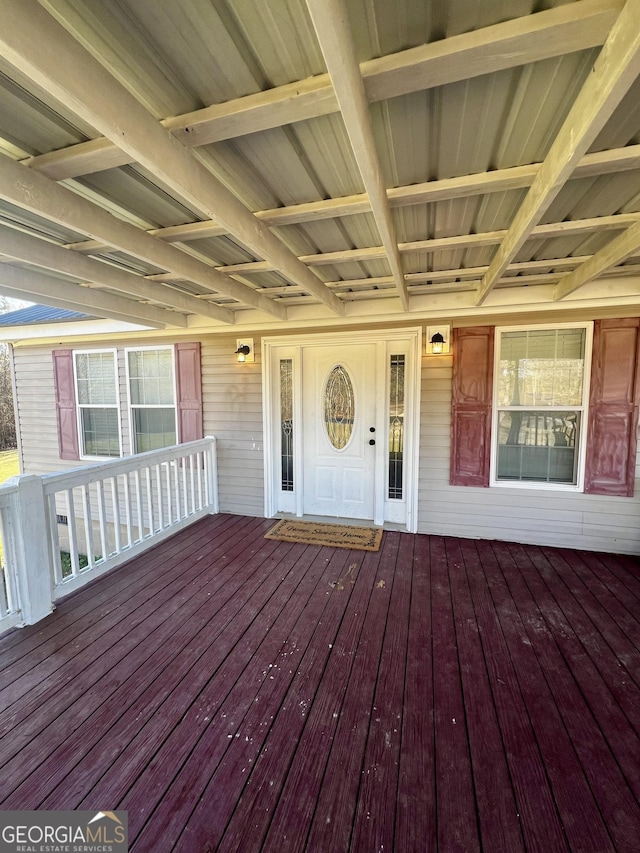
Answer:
[
  {"left": 235, "top": 339, "right": 254, "bottom": 363},
  {"left": 425, "top": 324, "right": 451, "bottom": 355}
]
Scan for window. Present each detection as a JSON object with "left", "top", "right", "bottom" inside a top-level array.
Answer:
[
  {"left": 324, "top": 364, "right": 355, "bottom": 450},
  {"left": 492, "top": 325, "right": 591, "bottom": 488},
  {"left": 73, "top": 350, "right": 121, "bottom": 458},
  {"left": 280, "top": 359, "right": 294, "bottom": 491},
  {"left": 126, "top": 347, "right": 177, "bottom": 453},
  {"left": 388, "top": 354, "right": 405, "bottom": 499},
  {"left": 54, "top": 343, "right": 202, "bottom": 461}
]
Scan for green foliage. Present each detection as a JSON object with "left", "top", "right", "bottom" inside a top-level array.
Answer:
[{"left": 60, "top": 551, "right": 90, "bottom": 578}]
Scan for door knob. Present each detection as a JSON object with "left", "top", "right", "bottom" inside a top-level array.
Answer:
[{"left": 369, "top": 438, "right": 376, "bottom": 445}]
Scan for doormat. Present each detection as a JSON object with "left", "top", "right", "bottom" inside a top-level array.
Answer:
[{"left": 265, "top": 519, "right": 383, "bottom": 551}]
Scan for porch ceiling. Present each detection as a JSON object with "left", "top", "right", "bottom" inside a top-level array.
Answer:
[{"left": 1, "top": 1, "right": 640, "bottom": 330}]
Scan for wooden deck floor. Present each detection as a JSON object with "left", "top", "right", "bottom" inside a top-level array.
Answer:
[{"left": 0, "top": 513, "right": 639, "bottom": 852}]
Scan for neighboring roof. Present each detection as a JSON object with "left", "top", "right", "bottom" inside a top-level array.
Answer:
[
  {"left": 0, "top": 0, "right": 639, "bottom": 330},
  {"left": 0, "top": 305, "right": 92, "bottom": 327}
]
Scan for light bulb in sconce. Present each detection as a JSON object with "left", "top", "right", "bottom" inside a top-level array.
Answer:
[
  {"left": 235, "top": 344, "right": 251, "bottom": 363},
  {"left": 426, "top": 324, "right": 450, "bottom": 355},
  {"left": 430, "top": 332, "right": 445, "bottom": 354}
]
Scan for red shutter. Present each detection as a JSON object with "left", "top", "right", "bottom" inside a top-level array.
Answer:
[
  {"left": 175, "top": 342, "right": 203, "bottom": 443},
  {"left": 52, "top": 349, "right": 80, "bottom": 460},
  {"left": 585, "top": 318, "right": 640, "bottom": 496},
  {"left": 450, "top": 326, "right": 494, "bottom": 486}
]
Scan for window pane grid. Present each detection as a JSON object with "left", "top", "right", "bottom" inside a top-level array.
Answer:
[
  {"left": 495, "top": 327, "right": 588, "bottom": 486},
  {"left": 132, "top": 408, "right": 176, "bottom": 453},
  {"left": 76, "top": 352, "right": 117, "bottom": 405},
  {"left": 498, "top": 328, "right": 586, "bottom": 408},
  {"left": 127, "top": 348, "right": 177, "bottom": 453},
  {"left": 128, "top": 349, "right": 174, "bottom": 405},
  {"left": 75, "top": 351, "right": 120, "bottom": 458},
  {"left": 80, "top": 408, "right": 120, "bottom": 458}
]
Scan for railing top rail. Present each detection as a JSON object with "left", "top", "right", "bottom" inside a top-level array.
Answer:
[
  {"left": 40, "top": 437, "right": 216, "bottom": 495},
  {"left": 0, "top": 482, "right": 19, "bottom": 506}
]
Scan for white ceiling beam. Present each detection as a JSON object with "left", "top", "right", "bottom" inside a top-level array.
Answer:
[
  {"left": 0, "top": 224, "right": 220, "bottom": 320},
  {"left": 173, "top": 0, "right": 618, "bottom": 144},
  {"left": 554, "top": 219, "right": 640, "bottom": 299},
  {"left": 0, "top": 154, "right": 277, "bottom": 323},
  {"left": 23, "top": 137, "right": 131, "bottom": 182},
  {"left": 20, "top": 0, "right": 622, "bottom": 181},
  {"left": 476, "top": 0, "right": 640, "bottom": 306},
  {"left": 405, "top": 256, "right": 591, "bottom": 283},
  {"left": 362, "top": 0, "right": 622, "bottom": 102},
  {"left": 0, "top": 264, "right": 181, "bottom": 329},
  {"left": 0, "top": 0, "right": 343, "bottom": 317},
  {"left": 306, "top": 0, "right": 408, "bottom": 310}
]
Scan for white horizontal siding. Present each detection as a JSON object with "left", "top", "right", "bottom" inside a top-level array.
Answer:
[
  {"left": 11, "top": 327, "right": 640, "bottom": 553},
  {"left": 12, "top": 337, "right": 266, "bottom": 519},
  {"left": 201, "top": 336, "right": 264, "bottom": 517},
  {"left": 417, "top": 353, "right": 640, "bottom": 554},
  {"left": 13, "top": 346, "right": 62, "bottom": 475}
]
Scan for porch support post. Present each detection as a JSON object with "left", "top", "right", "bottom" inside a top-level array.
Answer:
[
  {"left": 10, "top": 475, "right": 55, "bottom": 624},
  {"left": 205, "top": 436, "right": 219, "bottom": 514}
]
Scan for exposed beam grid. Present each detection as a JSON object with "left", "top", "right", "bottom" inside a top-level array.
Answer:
[
  {"left": 59, "top": 199, "right": 640, "bottom": 295},
  {"left": 476, "top": 0, "right": 640, "bottom": 306},
  {"left": 0, "top": 224, "right": 223, "bottom": 321},
  {"left": 0, "top": 264, "right": 181, "bottom": 328},
  {"left": 216, "top": 212, "right": 640, "bottom": 273},
  {"left": 306, "top": 0, "right": 408, "bottom": 310},
  {"left": 20, "top": 1, "right": 622, "bottom": 181},
  {"left": 0, "top": 154, "right": 279, "bottom": 324},
  {"left": 554, "top": 219, "right": 640, "bottom": 299},
  {"left": 404, "top": 256, "right": 591, "bottom": 284},
  {"left": 0, "top": 0, "right": 343, "bottom": 316},
  {"left": 248, "top": 249, "right": 640, "bottom": 296},
  {"left": 59, "top": 143, "right": 640, "bottom": 257}
]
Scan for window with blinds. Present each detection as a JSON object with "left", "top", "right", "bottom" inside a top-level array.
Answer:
[{"left": 74, "top": 350, "right": 121, "bottom": 458}]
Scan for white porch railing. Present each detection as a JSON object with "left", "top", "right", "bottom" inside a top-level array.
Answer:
[
  {"left": 0, "top": 437, "right": 218, "bottom": 635},
  {"left": 0, "top": 481, "right": 22, "bottom": 633}
]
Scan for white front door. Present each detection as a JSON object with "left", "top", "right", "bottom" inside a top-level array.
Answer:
[
  {"left": 264, "top": 328, "right": 422, "bottom": 532},
  {"left": 302, "top": 343, "right": 377, "bottom": 519}
]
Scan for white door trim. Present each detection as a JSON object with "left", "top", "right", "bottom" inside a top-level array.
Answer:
[{"left": 262, "top": 327, "right": 422, "bottom": 532}]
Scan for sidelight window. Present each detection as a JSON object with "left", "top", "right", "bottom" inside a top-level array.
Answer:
[{"left": 389, "top": 354, "right": 405, "bottom": 499}]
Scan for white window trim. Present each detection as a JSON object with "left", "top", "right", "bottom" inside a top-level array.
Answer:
[
  {"left": 490, "top": 321, "right": 593, "bottom": 492},
  {"left": 73, "top": 348, "right": 122, "bottom": 461},
  {"left": 125, "top": 345, "right": 178, "bottom": 455}
]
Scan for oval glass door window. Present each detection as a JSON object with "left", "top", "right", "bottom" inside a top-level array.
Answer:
[{"left": 324, "top": 365, "right": 355, "bottom": 449}]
